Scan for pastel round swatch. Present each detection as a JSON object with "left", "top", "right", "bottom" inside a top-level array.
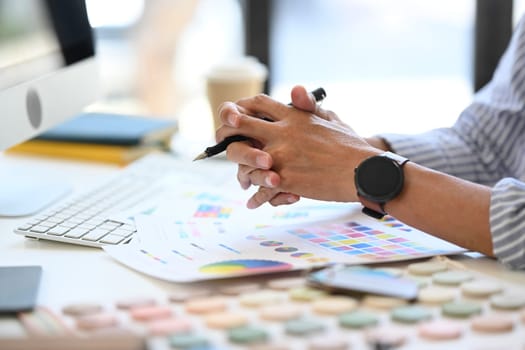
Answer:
[
  {"left": 239, "top": 290, "right": 283, "bottom": 307},
  {"left": 259, "top": 304, "right": 303, "bottom": 321},
  {"left": 418, "top": 287, "right": 457, "bottom": 304},
  {"left": 289, "top": 287, "right": 327, "bottom": 302},
  {"left": 339, "top": 311, "right": 379, "bottom": 329},
  {"left": 284, "top": 319, "right": 325, "bottom": 336},
  {"left": 130, "top": 305, "right": 172, "bottom": 321},
  {"left": 432, "top": 270, "right": 473, "bottom": 286},
  {"left": 115, "top": 297, "right": 156, "bottom": 310},
  {"left": 490, "top": 292, "right": 525, "bottom": 310},
  {"left": 362, "top": 295, "right": 407, "bottom": 309},
  {"left": 471, "top": 314, "right": 514, "bottom": 333},
  {"left": 76, "top": 313, "right": 119, "bottom": 330},
  {"left": 407, "top": 261, "right": 447, "bottom": 276},
  {"left": 391, "top": 305, "right": 433, "bottom": 324},
  {"left": 311, "top": 296, "right": 358, "bottom": 315},
  {"left": 228, "top": 326, "right": 269, "bottom": 344},
  {"left": 219, "top": 283, "right": 261, "bottom": 296},
  {"left": 442, "top": 301, "right": 482, "bottom": 318},
  {"left": 461, "top": 280, "right": 503, "bottom": 298},
  {"left": 267, "top": 277, "right": 306, "bottom": 291},
  {"left": 307, "top": 336, "right": 349, "bottom": 350},
  {"left": 148, "top": 318, "right": 192, "bottom": 336},
  {"left": 418, "top": 320, "right": 463, "bottom": 340},
  {"left": 169, "top": 289, "right": 211, "bottom": 302},
  {"left": 250, "top": 345, "right": 290, "bottom": 350},
  {"left": 365, "top": 327, "right": 407, "bottom": 348},
  {"left": 185, "top": 297, "right": 227, "bottom": 314},
  {"left": 169, "top": 334, "right": 209, "bottom": 349},
  {"left": 205, "top": 311, "right": 249, "bottom": 329},
  {"left": 62, "top": 303, "right": 103, "bottom": 317}
]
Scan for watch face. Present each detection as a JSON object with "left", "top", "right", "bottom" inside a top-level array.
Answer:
[{"left": 355, "top": 156, "right": 404, "bottom": 202}]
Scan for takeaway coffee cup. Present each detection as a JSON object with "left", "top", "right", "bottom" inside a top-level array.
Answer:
[{"left": 206, "top": 57, "right": 267, "bottom": 131}]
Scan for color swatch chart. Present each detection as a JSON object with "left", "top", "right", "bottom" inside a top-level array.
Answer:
[
  {"left": 105, "top": 206, "right": 466, "bottom": 282},
  {"left": 285, "top": 218, "right": 443, "bottom": 262}
]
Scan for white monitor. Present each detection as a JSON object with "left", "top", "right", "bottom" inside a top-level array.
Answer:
[{"left": 0, "top": 0, "right": 98, "bottom": 216}]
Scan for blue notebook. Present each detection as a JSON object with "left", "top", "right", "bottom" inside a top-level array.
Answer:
[{"left": 36, "top": 112, "right": 178, "bottom": 146}]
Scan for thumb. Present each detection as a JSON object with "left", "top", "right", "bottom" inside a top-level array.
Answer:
[
  {"left": 290, "top": 85, "right": 316, "bottom": 112},
  {"left": 290, "top": 85, "right": 338, "bottom": 121}
]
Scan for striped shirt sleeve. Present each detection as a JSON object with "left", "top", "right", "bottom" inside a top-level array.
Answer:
[{"left": 378, "top": 17, "right": 525, "bottom": 269}]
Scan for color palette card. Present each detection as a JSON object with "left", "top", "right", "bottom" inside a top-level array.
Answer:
[{"left": 104, "top": 205, "right": 466, "bottom": 282}]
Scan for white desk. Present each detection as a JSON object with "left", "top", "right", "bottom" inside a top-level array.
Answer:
[
  {"left": 1, "top": 152, "right": 524, "bottom": 349},
  {"left": 0, "top": 152, "right": 247, "bottom": 305}
]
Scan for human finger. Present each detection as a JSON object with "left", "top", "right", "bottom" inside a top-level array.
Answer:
[
  {"left": 268, "top": 193, "right": 301, "bottom": 207},
  {"left": 290, "top": 85, "right": 341, "bottom": 122},
  {"left": 246, "top": 187, "right": 282, "bottom": 209},
  {"left": 238, "top": 167, "right": 280, "bottom": 189},
  {"left": 226, "top": 142, "right": 272, "bottom": 169},
  {"left": 236, "top": 94, "right": 291, "bottom": 122},
  {"left": 290, "top": 85, "right": 316, "bottom": 112},
  {"left": 215, "top": 108, "right": 276, "bottom": 143}
]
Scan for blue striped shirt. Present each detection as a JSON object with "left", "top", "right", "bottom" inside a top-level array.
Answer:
[{"left": 380, "top": 18, "right": 525, "bottom": 269}]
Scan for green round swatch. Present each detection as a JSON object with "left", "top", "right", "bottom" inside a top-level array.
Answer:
[
  {"left": 169, "top": 334, "right": 209, "bottom": 349},
  {"left": 432, "top": 270, "right": 473, "bottom": 286},
  {"left": 339, "top": 311, "right": 379, "bottom": 329},
  {"left": 442, "top": 301, "right": 482, "bottom": 318},
  {"left": 285, "top": 319, "right": 325, "bottom": 335},
  {"left": 228, "top": 326, "right": 268, "bottom": 344},
  {"left": 391, "top": 305, "right": 432, "bottom": 324}
]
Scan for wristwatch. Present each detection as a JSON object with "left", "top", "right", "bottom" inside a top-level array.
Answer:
[{"left": 354, "top": 151, "right": 409, "bottom": 219}]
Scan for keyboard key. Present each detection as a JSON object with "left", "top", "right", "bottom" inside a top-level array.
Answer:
[
  {"left": 81, "top": 228, "right": 111, "bottom": 242},
  {"left": 30, "top": 225, "right": 51, "bottom": 233},
  {"left": 111, "top": 228, "right": 134, "bottom": 238},
  {"left": 17, "top": 224, "right": 33, "bottom": 231},
  {"left": 38, "top": 221, "right": 58, "bottom": 228},
  {"left": 99, "top": 234, "right": 126, "bottom": 245},
  {"left": 64, "top": 228, "right": 89, "bottom": 238},
  {"left": 48, "top": 226, "right": 71, "bottom": 236}
]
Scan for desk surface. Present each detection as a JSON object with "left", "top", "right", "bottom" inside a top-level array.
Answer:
[{"left": 1, "top": 152, "right": 524, "bottom": 349}]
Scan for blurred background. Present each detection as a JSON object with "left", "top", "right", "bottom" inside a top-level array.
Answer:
[{"left": 85, "top": 0, "right": 525, "bottom": 141}]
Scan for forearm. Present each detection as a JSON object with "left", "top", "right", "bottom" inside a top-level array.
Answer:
[{"left": 385, "top": 162, "right": 493, "bottom": 256}]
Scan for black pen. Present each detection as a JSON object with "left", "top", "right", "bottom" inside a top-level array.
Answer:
[{"left": 193, "top": 87, "right": 326, "bottom": 161}]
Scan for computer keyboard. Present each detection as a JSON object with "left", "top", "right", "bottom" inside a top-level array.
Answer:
[{"left": 14, "top": 152, "right": 237, "bottom": 247}]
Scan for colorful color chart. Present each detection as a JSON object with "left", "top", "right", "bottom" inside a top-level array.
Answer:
[
  {"left": 286, "top": 220, "right": 449, "bottom": 262},
  {"left": 379, "top": 215, "right": 413, "bottom": 232},
  {"left": 193, "top": 204, "right": 232, "bottom": 218},
  {"left": 199, "top": 259, "right": 293, "bottom": 275}
]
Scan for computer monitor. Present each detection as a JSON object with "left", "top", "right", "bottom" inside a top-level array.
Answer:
[{"left": 0, "top": 0, "right": 98, "bottom": 216}]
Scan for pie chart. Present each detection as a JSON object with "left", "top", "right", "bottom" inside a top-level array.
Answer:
[{"left": 199, "top": 259, "right": 293, "bottom": 275}]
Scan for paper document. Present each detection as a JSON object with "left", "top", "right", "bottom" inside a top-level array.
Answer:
[{"left": 104, "top": 204, "right": 465, "bottom": 282}]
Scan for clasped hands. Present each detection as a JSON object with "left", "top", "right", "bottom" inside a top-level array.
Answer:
[{"left": 215, "top": 85, "right": 383, "bottom": 209}]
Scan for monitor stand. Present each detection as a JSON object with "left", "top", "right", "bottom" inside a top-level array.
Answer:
[{"left": 0, "top": 174, "right": 71, "bottom": 217}]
